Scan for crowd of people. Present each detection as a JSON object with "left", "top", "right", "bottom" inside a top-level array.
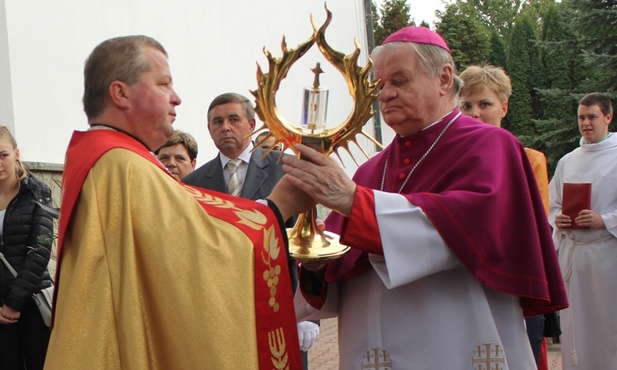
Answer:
[{"left": 0, "top": 24, "right": 614, "bottom": 370}]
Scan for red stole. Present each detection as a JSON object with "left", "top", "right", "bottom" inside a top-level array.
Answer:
[{"left": 56, "top": 129, "right": 301, "bottom": 369}]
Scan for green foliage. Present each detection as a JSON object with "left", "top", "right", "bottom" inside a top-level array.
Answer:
[
  {"left": 374, "top": 0, "right": 413, "bottom": 45},
  {"left": 533, "top": 114, "right": 580, "bottom": 175},
  {"left": 531, "top": 3, "right": 583, "bottom": 174},
  {"left": 435, "top": 3, "right": 491, "bottom": 71},
  {"left": 488, "top": 29, "right": 507, "bottom": 68},
  {"left": 541, "top": 4, "right": 572, "bottom": 94},
  {"left": 504, "top": 13, "right": 539, "bottom": 137},
  {"left": 569, "top": 0, "right": 617, "bottom": 93},
  {"left": 520, "top": 0, "right": 557, "bottom": 27},
  {"left": 462, "top": 0, "right": 524, "bottom": 39}
]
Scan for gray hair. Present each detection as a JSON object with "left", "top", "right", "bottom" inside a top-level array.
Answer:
[
  {"left": 207, "top": 93, "right": 255, "bottom": 123},
  {"left": 371, "top": 42, "right": 462, "bottom": 98}
]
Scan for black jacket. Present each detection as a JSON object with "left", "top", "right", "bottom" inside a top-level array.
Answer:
[{"left": 0, "top": 173, "right": 53, "bottom": 311}]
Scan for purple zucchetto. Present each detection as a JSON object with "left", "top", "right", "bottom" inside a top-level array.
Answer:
[{"left": 382, "top": 26, "right": 450, "bottom": 52}]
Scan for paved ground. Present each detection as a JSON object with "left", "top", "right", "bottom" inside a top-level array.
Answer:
[
  {"left": 307, "top": 318, "right": 339, "bottom": 370},
  {"left": 309, "top": 318, "right": 563, "bottom": 369}
]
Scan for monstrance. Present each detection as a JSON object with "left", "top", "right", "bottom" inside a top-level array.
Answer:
[{"left": 251, "top": 5, "right": 381, "bottom": 261}]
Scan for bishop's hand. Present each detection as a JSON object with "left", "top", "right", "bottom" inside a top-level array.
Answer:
[{"left": 282, "top": 144, "right": 356, "bottom": 217}]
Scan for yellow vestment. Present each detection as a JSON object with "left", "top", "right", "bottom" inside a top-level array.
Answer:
[{"left": 46, "top": 130, "right": 301, "bottom": 369}]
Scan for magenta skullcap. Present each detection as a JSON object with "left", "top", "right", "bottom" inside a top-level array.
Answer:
[{"left": 382, "top": 26, "right": 450, "bottom": 52}]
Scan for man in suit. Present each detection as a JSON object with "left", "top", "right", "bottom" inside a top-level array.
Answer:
[
  {"left": 183, "top": 93, "right": 320, "bottom": 369},
  {"left": 183, "top": 93, "right": 284, "bottom": 200}
]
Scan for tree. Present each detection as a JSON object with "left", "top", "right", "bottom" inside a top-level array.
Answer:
[
  {"left": 373, "top": 0, "right": 413, "bottom": 45},
  {"left": 504, "top": 13, "right": 540, "bottom": 139},
  {"left": 462, "top": 0, "right": 525, "bottom": 39},
  {"left": 569, "top": 0, "right": 617, "bottom": 93},
  {"left": 532, "top": 3, "right": 582, "bottom": 174},
  {"left": 520, "top": 0, "right": 557, "bottom": 29},
  {"left": 435, "top": 3, "right": 491, "bottom": 70},
  {"left": 488, "top": 29, "right": 507, "bottom": 68}
]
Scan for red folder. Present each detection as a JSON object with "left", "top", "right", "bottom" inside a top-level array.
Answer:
[{"left": 562, "top": 183, "right": 592, "bottom": 229}]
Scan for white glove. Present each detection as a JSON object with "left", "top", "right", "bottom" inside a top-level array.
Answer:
[{"left": 297, "top": 321, "right": 320, "bottom": 352}]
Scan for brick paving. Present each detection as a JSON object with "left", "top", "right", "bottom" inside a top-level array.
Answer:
[
  {"left": 547, "top": 342, "right": 563, "bottom": 370},
  {"left": 309, "top": 318, "right": 563, "bottom": 369},
  {"left": 308, "top": 318, "right": 339, "bottom": 370}
]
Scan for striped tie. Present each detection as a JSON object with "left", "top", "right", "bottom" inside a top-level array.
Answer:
[{"left": 226, "top": 159, "right": 243, "bottom": 196}]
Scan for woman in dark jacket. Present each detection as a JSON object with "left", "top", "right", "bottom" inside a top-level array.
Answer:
[{"left": 0, "top": 125, "right": 53, "bottom": 370}]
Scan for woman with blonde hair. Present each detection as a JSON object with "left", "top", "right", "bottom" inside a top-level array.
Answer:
[
  {"left": 459, "top": 64, "right": 548, "bottom": 212},
  {"left": 0, "top": 125, "right": 54, "bottom": 370}
]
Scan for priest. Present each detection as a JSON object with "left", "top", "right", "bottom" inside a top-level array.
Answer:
[
  {"left": 287, "top": 27, "right": 568, "bottom": 369},
  {"left": 45, "top": 35, "right": 310, "bottom": 370}
]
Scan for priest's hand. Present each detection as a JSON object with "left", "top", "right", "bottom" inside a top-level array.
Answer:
[
  {"left": 267, "top": 175, "right": 316, "bottom": 221},
  {"left": 574, "top": 209, "right": 605, "bottom": 229},
  {"left": 282, "top": 144, "right": 356, "bottom": 217},
  {"left": 554, "top": 214, "right": 572, "bottom": 229}
]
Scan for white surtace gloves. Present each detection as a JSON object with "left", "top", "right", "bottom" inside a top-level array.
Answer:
[{"left": 297, "top": 321, "right": 320, "bottom": 352}]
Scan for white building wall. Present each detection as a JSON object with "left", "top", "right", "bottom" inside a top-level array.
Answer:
[
  {"left": 0, "top": 0, "right": 391, "bottom": 175},
  {"left": 0, "top": 0, "right": 13, "bottom": 131}
]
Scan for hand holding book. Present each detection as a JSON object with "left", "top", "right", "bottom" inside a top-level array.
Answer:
[{"left": 561, "top": 183, "right": 592, "bottom": 229}]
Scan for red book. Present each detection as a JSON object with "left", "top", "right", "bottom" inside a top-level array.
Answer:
[{"left": 562, "top": 183, "right": 592, "bottom": 229}]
